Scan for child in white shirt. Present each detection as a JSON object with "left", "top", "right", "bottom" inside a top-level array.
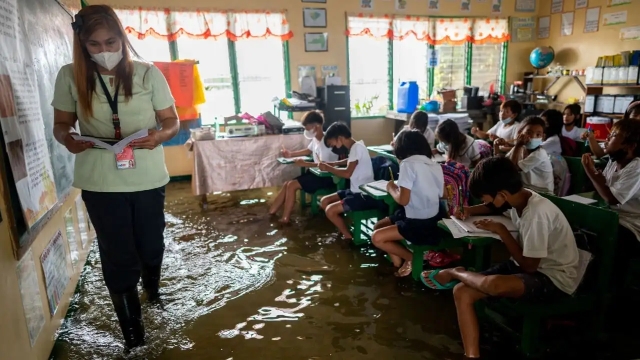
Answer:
[
  {"left": 392, "top": 110, "right": 436, "bottom": 149},
  {"left": 473, "top": 100, "right": 522, "bottom": 154},
  {"left": 501, "top": 116, "right": 554, "bottom": 193},
  {"left": 319, "top": 123, "right": 379, "bottom": 241},
  {"left": 371, "top": 130, "right": 444, "bottom": 277},
  {"left": 271, "top": 111, "right": 339, "bottom": 223},
  {"left": 540, "top": 109, "right": 564, "bottom": 156},
  {"left": 562, "top": 103, "right": 586, "bottom": 141},
  {"left": 434, "top": 119, "right": 481, "bottom": 168}
]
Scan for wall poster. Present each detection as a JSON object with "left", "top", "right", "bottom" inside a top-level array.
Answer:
[{"left": 40, "top": 230, "right": 70, "bottom": 316}]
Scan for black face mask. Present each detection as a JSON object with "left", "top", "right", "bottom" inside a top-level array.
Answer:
[
  {"left": 608, "top": 148, "right": 628, "bottom": 162},
  {"left": 486, "top": 194, "right": 512, "bottom": 213},
  {"left": 331, "top": 146, "right": 348, "bottom": 155}
]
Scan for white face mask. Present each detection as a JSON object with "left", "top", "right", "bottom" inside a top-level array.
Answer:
[
  {"left": 303, "top": 129, "right": 316, "bottom": 140},
  {"left": 91, "top": 50, "right": 123, "bottom": 71}
]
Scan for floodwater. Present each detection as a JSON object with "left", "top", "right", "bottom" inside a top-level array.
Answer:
[{"left": 50, "top": 181, "right": 634, "bottom": 360}]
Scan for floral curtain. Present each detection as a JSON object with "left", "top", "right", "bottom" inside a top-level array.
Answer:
[
  {"left": 114, "top": 7, "right": 292, "bottom": 41},
  {"left": 346, "top": 14, "right": 393, "bottom": 39},
  {"left": 392, "top": 17, "right": 433, "bottom": 42},
  {"left": 471, "top": 18, "right": 510, "bottom": 44},
  {"left": 432, "top": 18, "right": 473, "bottom": 45}
]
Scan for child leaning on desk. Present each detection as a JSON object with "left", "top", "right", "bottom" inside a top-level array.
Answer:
[
  {"left": 421, "top": 157, "right": 579, "bottom": 359},
  {"left": 269, "top": 111, "right": 339, "bottom": 224},
  {"left": 371, "top": 130, "right": 444, "bottom": 277},
  {"left": 318, "top": 122, "right": 380, "bottom": 241}
]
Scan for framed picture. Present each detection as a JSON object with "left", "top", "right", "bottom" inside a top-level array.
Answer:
[
  {"left": 302, "top": 0, "right": 326, "bottom": 2},
  {"left": 303, "top": 8, "right": 327, "bottom": 28},
  {"left": 304, "top": 33, "right": 328, "bottom": 52}
]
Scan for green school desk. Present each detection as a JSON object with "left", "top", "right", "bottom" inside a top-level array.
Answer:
[{"left": 366, "top": 146, "right": 399, "bottom": 163}]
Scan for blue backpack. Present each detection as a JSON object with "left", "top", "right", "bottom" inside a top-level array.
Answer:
[{"left": 371, "top": 156, "right": 399, "bottom": 181}]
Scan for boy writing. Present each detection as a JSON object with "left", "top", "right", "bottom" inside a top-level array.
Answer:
[{"left": 421, "top": 157, "right": 579, "bottom": 358}]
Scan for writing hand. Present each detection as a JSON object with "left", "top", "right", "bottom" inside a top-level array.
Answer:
[
  {"left": 454, "top": 206, "right": 470, "bottom": 220},
  {"left": 281, "top": 148, "right": 292, "bottom": 158},
  {"left": 63, "top": 133, "right": 93, "bottom": 154},
  {"left": 473, "top": 219, "right": 506, "bottom": 235},
  {"left": 130, "top": 129, "right": 161, "bottom": 150},
  {"left": 318, "top": 162, "right": 329, "bottom": 171},
  {"left": 386, "top": 180, "right": 397, "bottom": 192}
]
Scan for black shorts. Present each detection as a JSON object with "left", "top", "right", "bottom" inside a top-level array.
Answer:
[
  {"left": 295, "top": 171, "right": 335, "bottom": 193},
  {"left": 389, "top": 208, "right": 442, "bottom": 246},
  {"left": 481, "top": 260, "right": 563, "bottom": 302},
  {"left": 337, "top": 189, "right": 382, "bottom": 212}
]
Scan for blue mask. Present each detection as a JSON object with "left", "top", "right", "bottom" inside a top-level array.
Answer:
[
  {"left": 501, "top": 117, "right": 513, "bottom": 124},
  {"left": 526, "top": 138, "right": 543, "bottom": 150}
]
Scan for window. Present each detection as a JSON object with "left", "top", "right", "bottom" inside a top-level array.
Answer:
[
  {"left": 471, "top": 43, "right": 503, "bottom": 95},
  {"left": 348, "top": 36, "right": 390, "bottom": 116},
  {"left": 433, "top": 44, "right": 465, "bottom": 91},
  {"left": 176, "top": 37, "right": 234, "bottom": 124},
  {"left": 126, "top": 35, "right": 171, "bottom": 62},
  {"left": 392, "top": 37, "right": 428, "bottom": 107},
  {"left": 235, "top": 37, "right": 286, "bottom": 116}
]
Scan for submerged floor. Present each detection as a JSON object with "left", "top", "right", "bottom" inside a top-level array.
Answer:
[{"left": 50, "top": 181, "right": 639, "bottom": 360}]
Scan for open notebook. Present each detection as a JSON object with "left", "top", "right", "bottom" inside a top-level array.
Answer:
[
  {"left": 451, "top": 215, "right": 518, "bottom": 234},
  {"left": 367, "top": 180, "right": 395, "bottom": 192}
]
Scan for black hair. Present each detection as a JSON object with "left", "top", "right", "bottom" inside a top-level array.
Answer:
[
  {"left": 393, "top": 129, "right": 432, "bottom": 160},
  {"left": 301, "top": 110, "right": 324, "bottom": 126},
  {"left": 323, "top": 122, "right": 351, "bottom": 146},
  {"left": 540, "top": 109, "right": 563, "bottom": 138},
  {"left": 408, "top": 110, "right": 429, "bottom": 133},
  {"left": 518, "top": 115, "right": 547, "bottom": 134},
  {"left": 501, "top": 100, "right": 522, "bottom": 119},
  {"left": 436, "top": 119, "right": 467, "bottom": 161},
  {"left": 564, "top": 103, "right": 582, "bottom": 119},
  {"left": 469, "top": 157, "right": 523, "bottom": 198},
  {"left": 612, "top": 119, "right": 640, "bottom": 157},
  {"left": 624, "top": 101, "right": 640, "bottom": 121}
]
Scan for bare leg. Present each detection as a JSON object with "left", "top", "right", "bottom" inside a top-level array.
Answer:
[
  {"left": 281, "top": 180, "right": 302, "bottom": 223},
  {"left": 269, "top": 181, "right": 290, "bottom": 215},
  {"left": 325, "top": 202, "right": 352, "bottom": 239},
  {"left": 374, "top": 217, "right": 392, "bottom": 230},
  {"left": 452, "top": 283, "right": 489, "bottom": 358},
  {"left": 320, "top": 193, "right": 340, "bottom": 211},
  {"left": 371, "top": 225, "right": 413, "bottom": 267}
]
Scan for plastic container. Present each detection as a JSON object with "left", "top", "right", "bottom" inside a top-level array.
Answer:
[
  {"left": 396, "top": 81, "right": 419, "bottom": 113},
  {"left": 425, "top": 101, "right": 439, "bottom": 112},
  {"left": 585, "top": 116, "right": 612, "bottom": 141}
]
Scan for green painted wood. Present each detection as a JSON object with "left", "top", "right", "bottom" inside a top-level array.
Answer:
[{"left": 227, "top": 39, "right": 241, "bottom": 115}]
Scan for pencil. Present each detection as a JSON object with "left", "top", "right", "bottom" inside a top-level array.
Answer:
[{"left": 389, "top": 167, "right": 394, "bottom": 181}]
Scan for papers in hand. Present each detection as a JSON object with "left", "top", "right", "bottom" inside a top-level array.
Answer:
[
  {"left": 72, "top": 129, "right": 148, "bottom": 154},
  {"left": 561, "top": 194, "right": 597, "bottom": 205}
]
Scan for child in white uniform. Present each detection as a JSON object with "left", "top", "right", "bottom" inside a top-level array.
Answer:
[
  {"left": 392, "top": 110, "right": 436, "bottom": 149},
  {"left": 434, "top": 119, "right": 481, "bottom": 168},
  {"left": 562, "top": 104, "right": 586, "bottom": 141},
  {"left": 472, "top": 100, "right": 522, "bottom": 154},
  {"left": 372, "top": 130, "right": 444, "bottom": 277},
  {"left": 540, "top": 109, "right": 564, "bottom": 156}
]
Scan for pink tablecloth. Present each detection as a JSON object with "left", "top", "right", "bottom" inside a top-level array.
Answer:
[{"left": 191, "top": 134, "right": 309, "bottom": 195}]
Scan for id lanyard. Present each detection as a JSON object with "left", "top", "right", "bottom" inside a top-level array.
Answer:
[{"left": 95, "top": 71, "right": 122, "bottom": 140}]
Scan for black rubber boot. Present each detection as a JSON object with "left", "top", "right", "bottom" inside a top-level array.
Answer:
[
  {"left": 141, "top": 264, "right": 162, "bottom": 302},
  {"left": 109, "top": 289, "right": 145, "bottom": 350}
]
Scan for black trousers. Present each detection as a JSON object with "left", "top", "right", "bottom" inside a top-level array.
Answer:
[{"left": 82, "top": 187, "right": 166, "bottom": 294}]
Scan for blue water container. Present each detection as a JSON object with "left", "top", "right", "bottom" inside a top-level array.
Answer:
[{"left": 396, "top": 81, "right": 419, "bottom": 113}]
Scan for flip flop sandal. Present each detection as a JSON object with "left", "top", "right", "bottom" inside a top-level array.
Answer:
[
  {"left": 394, "top": 261, "right": 413, "bottom": 277},
  {"left": 420, "top": 269, "right": 459, "bottom": 290}
]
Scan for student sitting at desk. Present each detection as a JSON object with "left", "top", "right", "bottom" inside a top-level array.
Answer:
[
  {"left": 540, "top": 109, "right": 565, "bottom": 156},
  {"left": 434, "top": 119, "right": 481, "bottom": 168},
  {"left": 472, "top": 100, "right": 521, "bottom": 153},
  {"left": 581, "top": 102, "right": 640, "bottom": 159},
  {"left": 270, "top": 111, "right": 338, "bottom": 223},
  {"left": 371, "top": 130, "right": 444, "bottom": 277},
  {"left": 581, "top": 119, "right": 640, "bottom": 283},
  {"left": 421, "top": 157, "right": 579, "bottom": 359},
  {"left": 562, "top": 104, "right": 586, "bottom": 141},
  {"left": 500, "top": 116, "right": 554, "bottom": 194},
  {"left": 391, "top": 110, "right": 436, "bottom": 149},
  {"left": 319, "top": 123, "right": 379, "bottom": 241}
]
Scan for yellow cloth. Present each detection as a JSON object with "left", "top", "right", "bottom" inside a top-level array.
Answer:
[{"left": 174, "top": 59, "right": 206, "bottom": 120}]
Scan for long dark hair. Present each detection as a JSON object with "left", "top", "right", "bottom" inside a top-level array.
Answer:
[
  {"left": 541, "top": 109, "right": 563, "bottom": 139},
  {"left": 436, "top": 119, "right": 467, "bottom": 161},
  {"left": 408, "top": 110, "right": 429, "bottom": 133}
]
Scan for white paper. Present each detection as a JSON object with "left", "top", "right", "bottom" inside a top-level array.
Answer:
[
  {"left": 72, "top": 128, "right": 148, "bottom": 154},
  {"left": 367, "top": 180, "right": 392, "bottom": 192},
  {"left": 40, "top": 230, "right": 70, "bottom": 316},
  {"left": 576, "top": 0, "right": 588, "bottom": 8},
  {"left": 561, "top": 12, "right": 575, "bottom": 36},
  {"left": 451, "top": 215, "right": 518, "bottom": 233},
  {"left": 603, "top": 11, "right": 627, "bottom": 26},
  {"left": 584, "top": 7, "right": 600, "bottom": 33},
  {"left": 551, "top": 0, "right": 563, "bottom": 13},
  {"left": 277, "top": 156, "right": 310, "bottom": 164},
  {"left": 16, "top": 248, "right": 45, "bottom": 347},
  {"left": 442, "top": 219, "right": 510, "bottom": 240},
  {"left": 538, "top": 16, "right": 551, "bottom": 38},
  {"left": 620, "top": 25, "right": 640, "bottom": 41},
  {"left": 561, "top": 194, "right": 597, "bottom": 205}
]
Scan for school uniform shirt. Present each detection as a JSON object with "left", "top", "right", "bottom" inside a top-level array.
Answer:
[
  {"left": 52, "top": 61, "right": 174, "bottom": 192},
  {"left": 396, "top": 155, "right": 444, "bottom": 219},
  {"left": 307, "top": 136, "right": 339, "bottom": 163},
  {"left": 506, "top": 147, "right": 554, "bottom": 194},
  {"left": 506, "top": 191, "right": 579, "bottom": 294},
  {"left": 435, "top": 135, "right": 481, "bottom": 168},
  {"left": 541, "top": 135, "right": 562, "bottom": 156},
  {"left": 603, "top": 158, "right": 640, "bottom": 240},
  {"left": 562, "top": 126, "right": 586, "bottom": 141},
  {"left": 487, "top": 121, "right": 521, "bottom": 141},
  {"left": 347, "top": 140, "right": 375, "bottom": 193},
  {"left": 399, "top": 126, "right": 436, "bottom": 149}
]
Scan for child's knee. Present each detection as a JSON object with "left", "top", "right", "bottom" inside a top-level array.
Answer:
[
  {"left": 325, "top": 202, "right": 343, "bottom": 217},
  {"left": 374, "top": 217, "right": 390, "bottom": 230},
  {"left": 320, "top": 195, "right": 333, "bottom": 209},
  {"left": 371, "top": 229, "right": 385, "bottom": 246},
  {"left": 453, "top": 282, "right": 476, "bottom": 303},
  {"left": 286, "top": 180, "right": 300, "bottom": 192}
]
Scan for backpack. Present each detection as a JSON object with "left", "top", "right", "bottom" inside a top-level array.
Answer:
[
  {"left": 560, "top": 135, "right": 578, "bottom": 157},
  {"left": 441, "top": 161, "right": 471, "bottom": 216},
  {"left": 371, "top": 156, "right": 399, "bottom": 181},
  {"left": 474, "top": 140, "right": 493, "bottom": 160}
]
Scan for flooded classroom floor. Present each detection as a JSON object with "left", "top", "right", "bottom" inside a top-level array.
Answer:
[{"left": 50, "top": 181, "right": 640, "bottom": 360}]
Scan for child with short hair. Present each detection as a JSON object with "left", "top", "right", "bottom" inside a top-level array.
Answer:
[
  {"left": 540, "top": 109, "right": 564, "bottom": 156},
  {"left": 371, "top": 130, "right": 444, "bottom": 277},
  {"left": 270, "top": 111, "right": 339, "bottom": 223},
  {"left": 421, "top": 157, "right": 579, "bottom": 359},
  {"left": 501, "top": 116, "right": 554, "bottom": 193},
  {"left": 472, "top": 100, "right": 522, "bottom": 153},
  {"left": 562, "top": 104, "right": 585, "bottom": 141},
  {"left": 319, "top": 123, "right": 379, "bottom": 241},
  {"left": 434, "top": 119, "right": 481, "bottom": 168},
  {"left": 392, "top": 110, "right": 436, "bottom": 149}
]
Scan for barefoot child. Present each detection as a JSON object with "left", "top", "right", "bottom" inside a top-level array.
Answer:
[
  {"left": 319, "top": 123, "right": 379, "bottom": 241},
  {"left": 371, "top": 130, "right": 444, "bottom": 276},
  {"left": 421, "top": 157, "right": 579, "bottom": 359},
  {"left": 434, "top": 119, "right": 482, "bottom": 168},
  {"left": 270, "top": 111, "right": 339, "bottom": 223}
]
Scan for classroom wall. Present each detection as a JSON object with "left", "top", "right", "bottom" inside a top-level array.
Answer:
[{"left": 537, "top": 0, "right": 640, "bottom": 103}]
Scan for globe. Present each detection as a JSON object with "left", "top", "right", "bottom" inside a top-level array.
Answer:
[{"left": 529, "top": 46, "right": 555, "bottom": 70}]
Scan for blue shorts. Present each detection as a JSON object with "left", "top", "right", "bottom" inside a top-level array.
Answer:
[
  {"left": 295, "top": 171, "right": 335, "bottom": 193},
  {"left": 389, "top": 208, "right": 442, "bottom": 246},
  {"left": 337, "top": 189, "right": 382, "bottom": 212}
]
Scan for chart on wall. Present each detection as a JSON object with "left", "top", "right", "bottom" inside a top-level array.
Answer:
[
  {"left": 40, "top": 230, "right": 70, "bottom": 316},
  {"left": 16, "top": 248, "right": 45, "bottom": 347}
]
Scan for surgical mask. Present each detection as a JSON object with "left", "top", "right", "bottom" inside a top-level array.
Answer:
[
  {"left": 501, "top": 117, "right": 513, "bottom": 124},
  {"left": 91, "top": 51, "right": 123, "bottom": 71},
  {"left": 304, "top": 129, "right": 316, "bottom": 140},
  {"left": 525, "top": 138, "right": 543, "bottom": 150}
]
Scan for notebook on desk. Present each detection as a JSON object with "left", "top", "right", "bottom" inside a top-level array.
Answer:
[
  {"left": 366, "top": 180, "right": 395, "bottom": 192},
  {"left": 451, "top": 215, "right": 517, "bottom": 234},
  {"left": 561, "top": 194, "right": 598, "bottom": 205}
]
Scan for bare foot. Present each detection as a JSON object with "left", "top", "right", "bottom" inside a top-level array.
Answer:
[
  {"left": 433, "top": 266, "right": 465, "bottom": 285},
  {"left": 394, "top": 261, "right": 412, "bottom": 277},
  {"left": 278, "top": 217, "right": 290, "bottom": 224}
]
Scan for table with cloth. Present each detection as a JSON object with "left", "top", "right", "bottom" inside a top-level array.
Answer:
[{"left": 191, "top": 134, "right": 310, "bottom": 206}]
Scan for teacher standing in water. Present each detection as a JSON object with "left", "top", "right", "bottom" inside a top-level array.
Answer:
[{"left": 51, "top": 5, "right": 178, "bottom": 350}]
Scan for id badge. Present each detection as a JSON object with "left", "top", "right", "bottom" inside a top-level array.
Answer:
[{"left": 115, "top": 146, "right": 136, "bottom": 170}]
